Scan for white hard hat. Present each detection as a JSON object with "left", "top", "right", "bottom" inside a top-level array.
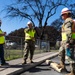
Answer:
[
  {"left": 61, "top": 7, "right": 71, "bottom": 15},
  {"left": 27, "top": 21, "right": 33, "bottom": 25}
]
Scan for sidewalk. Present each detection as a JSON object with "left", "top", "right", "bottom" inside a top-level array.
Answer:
[{"left": 0, "top": 52, "right": 59, "bottom": 75}]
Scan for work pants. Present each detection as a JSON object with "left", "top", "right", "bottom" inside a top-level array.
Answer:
[
  {"left": 23, "top": 40, "right": 35, "bottom": 61},
  {"left": 0, "top": 44, "right": 5, "bottom": 64},
  {"left": 63, "top": 39, "right": 75, "bottom": 73},
  {"left": 59, "top": 41, "right": 66, "bottom": 65},
  {"left": 66, "top": 56, "right": 75, "bottom": 74}
]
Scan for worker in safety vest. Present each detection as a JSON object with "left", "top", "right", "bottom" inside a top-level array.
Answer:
[
  {"left": 69, "top": 19, "right": 75, "bottom": 59},
  {"left": 57, "top": 7, "right": 75, "bottom": 75},
  {"left": 22, "top": 21, "right": 36, "bottom": 64},
  {"left": 0, "top": 20, "right": 8, "bottom": 66},
  {"left": 65, "top": 19, "right": 75, "bottom": 60},
  {"left": 65, "top": 19, "right": 75, "bottom": 75}
]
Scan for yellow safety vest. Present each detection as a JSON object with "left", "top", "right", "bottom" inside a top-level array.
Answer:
[
  {"left": 62, "top": 33, "right": 67, "bottom": 41},
  {"left": 0, "top": 30, "right": 5, "bottom": 44},
  {"left": 61, "top": 25, "right": 67, "bottom": 41},
  {"left": 62, "top": 20, "right": 75, "bottom": 41},
  {"left": 24, "top": 28, "right": 35, "bottom": 41}
]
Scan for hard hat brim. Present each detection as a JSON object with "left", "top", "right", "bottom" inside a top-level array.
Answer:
[{"left": 61, "top": 11, "right": 71, "bottom": 15}]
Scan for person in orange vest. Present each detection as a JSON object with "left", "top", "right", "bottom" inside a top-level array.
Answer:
[
  {"left": 22, "top": 21, "right": 36, "bottom": 64},
  {"left": 0, "top": 20, "right": 8, "bottom": 66},
  {"left": 57, "top": 7, "right": 75, "bottom": 75}
]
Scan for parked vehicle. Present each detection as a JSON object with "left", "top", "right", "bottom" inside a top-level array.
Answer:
[
  {"left": 5, "top": 40, "right": 17, "bottom": 49},
  {"left": 41, "top": 41, "right": 47, "bottom": 48}
]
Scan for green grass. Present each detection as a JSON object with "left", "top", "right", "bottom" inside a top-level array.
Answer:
[
  {"left": 4, "top": 49, "right": 58, "bottom": 61},
  {"left": 5, "top": 55, "right": 22, "bottom": 61},
  {"left": 4, "top": 49, "right": 23, "bottom": 61}
]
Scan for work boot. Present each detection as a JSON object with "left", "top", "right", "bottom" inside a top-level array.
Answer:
[
  {"left": 66, "top": 64, "right": 75, "bottom": 75},
  {"left": 22, "top": 60, "right": 27, "bottom": 65},
  {"left": 65, "top": 71, "right": 75, "bottom": 75},
  {"left": 57, "top": 61, "right": 68, "bottom": 72},
  {"left": 1, "top": 62, "right": 9, "bottom": 66},
  {"left": 65, "top": 63, "right": 75, "bottom": 75},
  {"left": 29, "top": 60, "right": 34, "bottom": 63},
  {"left": 57, "top": 61, "right": 65, "bottom": 69}
]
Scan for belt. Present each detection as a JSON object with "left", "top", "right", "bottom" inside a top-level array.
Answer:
[{"left": 25, "top": 39, "right": 33, "bottom": 41}]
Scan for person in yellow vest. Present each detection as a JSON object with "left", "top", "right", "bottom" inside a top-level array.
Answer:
[
  {"left": 22, "top": 21, "right": 36, "bottom": 64},
  {"left": 0, "top": 20, "right": 8, "bottom": 66},
  {"left": 57, "top": 7, "right": 75, "bottom": 75}
]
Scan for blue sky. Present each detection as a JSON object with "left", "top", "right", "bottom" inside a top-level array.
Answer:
[{"left": 0, "top": 0, "right": 74, "bottom": 35}]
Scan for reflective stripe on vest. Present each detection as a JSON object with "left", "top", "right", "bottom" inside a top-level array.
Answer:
[
  {"left": 25, "top": 29, "right": 35, "bottom": 40},
  {"left": 62, "top": 33, "right": 67, "bottom": 41},
  {"left": 62, "top": 25, "right": 67, "bottom": 41},
  {"left": 0, "top": 30, "right": 5, "bottom": 44}
]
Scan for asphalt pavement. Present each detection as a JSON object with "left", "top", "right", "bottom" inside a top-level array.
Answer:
[{"left": 21, "top": 56, "right": 71, "bottom": 75}]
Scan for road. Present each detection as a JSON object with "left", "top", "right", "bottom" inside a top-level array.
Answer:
[{"left": 20, "top": 56, "right": 71, "bottom": 75}]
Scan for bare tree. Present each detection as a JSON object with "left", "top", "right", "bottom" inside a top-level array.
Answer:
[
  {"left": 4, "top": 0, "right": 75, "bottom": 28},
  {"left": 51, "top": 17, "right": 63, "bottom": 30},
  {"left": 51, "top": 3, "right": 75, "bottom": 30}
]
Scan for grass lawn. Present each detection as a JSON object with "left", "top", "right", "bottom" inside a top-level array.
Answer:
[
  {"left": 4, "top": 49, "right": 58, "bottom": 61},
  {"left": 4, "top": 49, "right": 23, "bottom": 61}
]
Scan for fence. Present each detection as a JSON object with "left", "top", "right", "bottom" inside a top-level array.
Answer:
[{"left": 4, "top": 36, "right": 60, "bottom": 60}]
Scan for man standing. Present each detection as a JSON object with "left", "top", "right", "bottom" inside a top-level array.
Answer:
[
  {"left": 0, "top": 20, "right": 8, "bottom": 66},
  {"left": 22, "top": 21, "right": 36, "bottom": 64},
  {"left": 57, "top": 7, "right": 75, "bottom": 75}
]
